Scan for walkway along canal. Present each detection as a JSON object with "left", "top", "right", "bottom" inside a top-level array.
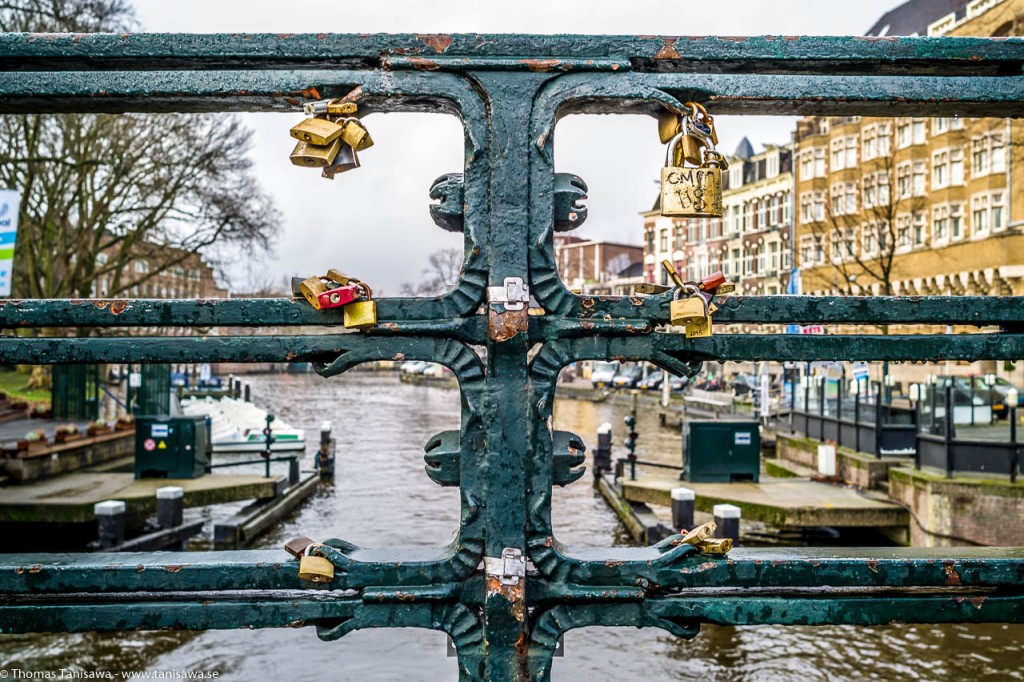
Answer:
[{"left": 2, "top": 371, "right": 1022, "bottom": 681}]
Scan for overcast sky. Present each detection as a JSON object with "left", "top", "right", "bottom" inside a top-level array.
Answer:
[{"left": 130, "top": 0, "right": 903, "bottom": 294}]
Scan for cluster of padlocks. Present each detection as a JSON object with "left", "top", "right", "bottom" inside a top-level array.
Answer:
[
  {"left": 285, "top": 536, "right": 335, "bottom": 582},
  {"left": 632, "top": 260, "right": 735, "bottom": 338},
  {"left": 296, "top": 269, "right": 377, "bottom": 328},
  {"left": 659, "top": 101, "right": 725, "bottom": 218},
  {"left": 289, "top": 99, "right": 374, "bottom": 178}
]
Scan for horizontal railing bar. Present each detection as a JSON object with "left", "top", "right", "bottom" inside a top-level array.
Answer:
[
  {"left": 0, "top": 332, "right": 1020, "bottom": 364},
  {"left": 0, "top": 34, "right": 1020, "bottom": 74},
  {"left": 3, "top": 70, "right": 1024, "bottom": 117},
  {"left": 0, "top": 296, "right": 1019, "bottom": 328}
]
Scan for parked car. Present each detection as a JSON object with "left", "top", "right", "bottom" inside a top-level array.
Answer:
[
  {"left": 399, "top": 360, "right": 428, "bottom": 375},
  {"left": 639, "top": 372, "right": 663, "bottom": 390},
  {"left": 966, "top": 375, "right": 1022, "bottom": 417},
  {"left": 612, "top": 365, "right": 644, "bottom": 388},
  {"left": 930, "top": 375, "right": 1005, "bottom": 419},
  {"left": 589, "top": 361, "right": 619, "bottom": 388},
  {"left": 669, "top": 375, "right": 689, "bottom": 392}
]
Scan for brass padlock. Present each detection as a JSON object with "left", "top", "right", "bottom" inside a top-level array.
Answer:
[
  {"left": 696, "top": 538, "right": 733, "bottom": 555},
  {"left": 678, "top": 520, "right": 717, "bottom": 546},
  {"left": 633, "top": 282, "right": 672, "bottom": 295},
  {"left": 340, "top": 118, "right": 374, "bottom": 152},
  {"left": 290, "top": 138, "right": 342, "bottom": 168},
  {"left": 321, "top": 141, "right": 360, "bottom": 178},
  {"left": 298, "top": 546, "right": 335, "bottom": 583},
  {"left": 343, "top": 300, "right": 377, "bottom": 329},
  {"left": 661, "top": 137, "right": 723, "bottom": 218},
  {"left": 325, "top": 269, "right": 359, "bottom": 286},
  {"left": 685, "top": 314, "right": 713, "bottom": 339},
  {"left": 715, "top": 283, "right": 736, "bottom": 295},
  {"left": 290, "top": 117, "right": 344, "bottom": 146},
  {"left": 303, "top": 99, "right": 359, "bottom": 116},
  {"left": 299, "top": 276, "right": 328, "bottom": 310},
  {"left": 670, "top": 293, "right": 707, "bottom": 327},
  {"left": 657, "top": 110, "right": 682, "bottom": 144},
  {"left": 675, "top": 133, "right": 706, "bottom": 167}
]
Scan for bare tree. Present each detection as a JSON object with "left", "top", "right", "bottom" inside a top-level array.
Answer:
[
  {"left": 400, "top": 248, "right": 463, "bottom": 297},
  {"left": 0, "top": 1, "right": 280, "bottom": 299}
]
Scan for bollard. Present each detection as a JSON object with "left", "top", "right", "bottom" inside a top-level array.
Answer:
[
  {"left": 318, "top": 420, "right": 335, "bottom": 478},
  {"left": 244, "top": 383, "right": 251, "bottom": 403},
  {"left": 156, "top": 486, "right": 184, "bottom": 529},
  {"left": 713, "top": 503, "right": 741, "bottom": 544},
  {"left": 594, "top": 422, "right": 612, "bottom": 475},
  {"left": 671, "top": 487, "right": 695, "bottom": 530},
  {"left": 289, "top": 457, "right": 300, "bottom": 485},
  {"left": 95, "top": 500, "right": 127, "bottom": 549}
]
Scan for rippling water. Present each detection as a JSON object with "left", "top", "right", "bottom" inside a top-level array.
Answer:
[{"left": 2, "top": 372, "right": 1022, "bottom": 681}]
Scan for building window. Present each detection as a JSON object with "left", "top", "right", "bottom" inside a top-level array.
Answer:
[
  {"left": 659, "top": 229, "right": 668, "bottom": 251},
  {"left": 933, "top": 117, "right": 950, "bottom": 134},
  {"left": 813, "top": 192, "right": 825, "bottom": 221},
  {"left": 896, "top": 214, "right": 911, "bottom": 251},
  {"left": 134, "top": 259, "right": 148, "bottom": 274},
  {"left": 757, "top": 199, "right": 768, "bottom": 229},
  {"left": 830, "top": 229, "right": 854, "bottom": 263},
  {"left": 800, "top": 236, "right": 823, "bottom": 266},
  {"left": 933, "top": 150, "right": 948, "bottom": 188},
  {"left": 992, "top": 192, "right": 1005, "bottom": 231},
  {"left": 972, "top": 134, "right": 1005, "bottom": 178},
  {"left": 972, "top": 194, "right": 989, "bottom": 236},
  {"left": 799, "top": 153, "right": 813, "bottom": 181},
  {"left": 768, "top": 241, "right": 779, "bottom": 272},
  {"left": 646, "top": 230, "right": 654, "bottom": 252},
  {"left": 800, "top": 192, "right": 813, "bottom": 222},
  {"left": 767, "top": 152, "right": 779, "bottom": 178},
  {"left": 911, "top": 119, "right": 926, "bottom": 145},
  {"left": 897, "top": 120, "right": 911, "bottom": 149},
  {"left": 814, "top": 149, "right": 826, "bottom": 176},
  {"left": 912, "top": 162, "right": 926, "bottom": 196},
  {"left": 933, "top": 205, "right": 949, "bottom": 245},
  {"left": 950, "top": 203, "right": 964, "bottom": 240},
  {"left": 897, "top": 164, "right": 911, "bottom": 199},
  {"left": 862, "top": 223, "right": 878, "bottom": 256},
  {"left": 912, "top": 212, "right": 926, "bottom": 246}
]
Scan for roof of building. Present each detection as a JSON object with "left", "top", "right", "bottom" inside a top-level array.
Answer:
[
  {"left": 865, "top": 0, "right": 971, "bottom": 36},
  {"left": 734, "top": 136, "right": 755, "bottom": 160}
]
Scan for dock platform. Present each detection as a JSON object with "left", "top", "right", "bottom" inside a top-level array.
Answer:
[
  {"left": 622, "top": 475, "right": 908, "bottom": 528},
  {"left": 0, "top": 471, "right": 283, "bottom": 523}
]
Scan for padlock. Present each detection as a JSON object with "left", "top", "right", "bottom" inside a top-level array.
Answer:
[
  {"left": 321, "top": 141, "right": 360, "bottom": 179},
  {"left": 670, "top": 293, "right": 707, "bottom": 327},
  {"left": 318, "top": 283, "right": 363, "bottom": 310},
  {"left": 678, "top": 520, "right": 717, "bottom": 546},
  {"left": 633, "top": 282, "right": 672, "bottom": 295},
  {"left": 289, "top": 117, "right": 344, "bottom": 146},
  {"left": 299, "top": 276, "right": 329, "bottom": 310},
  {"left": 675, "top": 133, "right": 706, "bottom": 167},
  {"left": 661, "top": 138, "right": 723, "bottom": 218},
  {"left": 340, "top": 118, "right": 374, "bottom": 152},
  {"left": 696, "top": 538, "right": 733, "bottom": 555},
  {"left": 343, "top": 300, "right": 377, "bottom": 329},
  {"left": 699, "top": 271, "right": 727, "bottom": 292},
  {"left": 290, "top": 138, "right": 342, "bottom": 168},
  {"left": 685, "top": 314, "right": 713, "bottom": 339},
  {"left": 715, "top": 283, "right": 736, "bottom": 295},
  {"left": 284, "top": 536, "right": 316, "bottom": 559},
  {"left": 297, "top": 545, "right": 335, "bottom": 583},
  {"left": 325, "top": 269, "right": 359, "bottom": 287},
  {"left": 303, "top": 99, "right": 359, "bottom": 116},
  {"left": 657, "top": 110, "right": 682, "bottom": 144}
]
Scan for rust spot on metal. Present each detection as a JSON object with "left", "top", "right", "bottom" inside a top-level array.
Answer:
[
  {"left": 580, "top": 320, "right": 594, "bottom": 330},
  {"left": 164, "top": 565, "right": 184, "bottom": 573},
  {"left": 605, "top": 559, "right": 624, "bottom": 567},
  {"left": 135, "top": 565, "right": 145, "bottom": 573},
  {"left": 629, "top": 296, "right": 644, "bottom": 306},
  {"left": 486, "top": 576, "right": 526, "bottom": 622},
  {"left": 108, "top": 300, "right": 129, "bottom": 315},
  {"left": 14, "top": 567, "right": 23, "bottom": 574},
  {"left": 944, "top": 562, "right": 962, "bottom": 586},
  {"left": 285, "top": 351, "right": 298, "bottom": 361},
  {"left": 867, "top": 560, "right": 879, "bottom": 574},
  {"left": 394, "top": 353, "right": 406, "bottom": 361},
  {"left": 521, "top": 58, "right": 561, "bottom": 72},
  {"left": 287, "top": 620, "right": 306, "bottom": 628},
  {"left": 581, "top": 298, "right": 595, "bottom": 310},
  {"left": 380, "top": 323, "right": 399, "bottom": 331},
  {"left": 654, "top": 38, "right": 681, "bottom": 59},
  {"left": 416, "top": 34, "right": 452, "bottom": 53},
  {"left": 970, "top": 596, "right": 987, "bottom": 610},
  {"left": 489, "top": 308, "right": 528, "bottom": 342},
  {"left": 407, "top": 57, "right": 441, "bottom": 71},
  {"left": 301, "top": 87, "right": 321, "bottom": 100}
]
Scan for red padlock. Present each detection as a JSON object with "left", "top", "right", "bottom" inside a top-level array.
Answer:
[
  {"left": 699, "top": 271, "right": 727, "bottom": 292},
  {"left": 317, "top": 283, "right": 363, "bottom": 310}
]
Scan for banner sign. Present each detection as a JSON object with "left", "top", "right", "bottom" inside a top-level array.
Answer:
[{"left": 0, "top": 189, "right": 21, "bottom": 297}]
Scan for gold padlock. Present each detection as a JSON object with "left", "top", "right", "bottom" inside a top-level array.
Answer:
[
  {"left": 657, "top": 110, "right": 682, "bottom": 144},
  {"left": 696, "top": 538, "right": 733, "bottom": 555},
  {"left": 325, "top": 269, "right": 359, "bottom": 286},
  {"left": 685, "top": 314, "right": 713, "bottom": 339},
  {"left": 343, "top": 300, "right": 377, "bottom": 329},
  {"left": 633, "top": 282, "right": 672, "bottom": 295},
  {"left": 678, "top": 520, "right": 717, "bottom": 546},
  {"left": 290, "top": 138, "right": 342, "bottom": 168},
  {"left": 298, "top": 552, "right": 335, "bottom": 583},
  {"left": 661, "top": 139, "right": 723, "bottom": 218},
  {"left": 290, "top": 117, "right": 344, "bottom": 146},
  {"left": 670, "top": 295, "right": 707, "bottom": 327},
  {"left": 340, "top": 118, "right": 374, "bottom": 152},
  {"left": 675, "top": 134, "right": 706, "bottom": 167},
  {"left": 299, "top": 276, "right": 328, "bottom": 310},
  {"left": 715, "top": 283, "right": 736, "bottom": 295}
]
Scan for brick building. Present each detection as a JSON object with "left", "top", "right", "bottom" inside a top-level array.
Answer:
[{"left": 553, "top": 235, "right": 643, "bottom": 294}]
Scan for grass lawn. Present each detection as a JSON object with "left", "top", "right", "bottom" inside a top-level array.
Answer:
[{"left": 0, "top": 370, "right": 51, "bottom": 403}]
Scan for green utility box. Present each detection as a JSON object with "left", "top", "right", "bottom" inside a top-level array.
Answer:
[
  {"left": 682, "top": 419, "right": 760, "bottom": 483},
  {"left": 134, "top": 416, "right": 209, "bottom": 479}
]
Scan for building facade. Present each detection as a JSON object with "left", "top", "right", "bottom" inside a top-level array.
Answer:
[
  {"left": 642, "top": 138, "right": 795, "bottom": 295},
  {"left": 553, "top": 235, "right": 644, "bottom": 294}
]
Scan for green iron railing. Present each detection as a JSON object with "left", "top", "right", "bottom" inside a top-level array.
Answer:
[{"left": 0, "top": 33, "right": 1023, "bottom": 681}]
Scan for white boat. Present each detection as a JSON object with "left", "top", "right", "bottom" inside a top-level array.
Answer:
[{"left": 180, "top": 397, "right": 305, "bottom": 453}]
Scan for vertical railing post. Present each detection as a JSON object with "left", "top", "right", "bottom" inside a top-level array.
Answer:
[
  {"left": 1010, "top": 406, "right": 1018, "bottom": 484},
  {"left": 944, "top": 384, "right": 955, "bottom": 479}
]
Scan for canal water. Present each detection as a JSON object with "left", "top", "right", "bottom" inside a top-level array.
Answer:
[{"left": 2, "top": 371, "right": 1022, "bottom": 680}]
